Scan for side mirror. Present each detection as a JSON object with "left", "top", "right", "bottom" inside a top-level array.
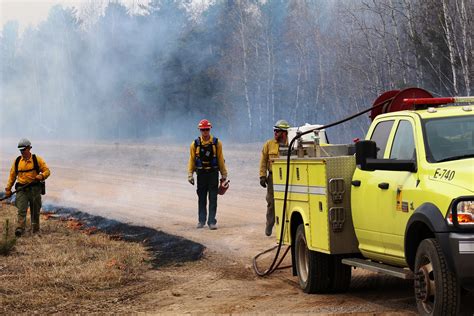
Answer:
[
  {"left": 355, "top": 140, "right": 377, "bottom": 171},
  {"left": 355, "top": 140, "right": 417, "bottom": 172}
]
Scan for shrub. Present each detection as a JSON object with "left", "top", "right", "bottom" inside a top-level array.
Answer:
[{"left": 0, "top": 219, "right": 16, "bottom": 256}]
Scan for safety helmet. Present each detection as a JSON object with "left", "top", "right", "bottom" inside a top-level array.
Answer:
[
  {"left": 273, "top": 119, "right": 290, "bottom": 131},
  {"left": 198, "top": 119, "right": 212, "bottom": 130},
  {"left": 17, "top": 138, "right": 32, "bottom": 149}
]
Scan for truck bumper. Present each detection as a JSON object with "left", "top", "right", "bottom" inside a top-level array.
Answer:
[{"left": 437, "top": 232, "right": 474, "bottom": 291}]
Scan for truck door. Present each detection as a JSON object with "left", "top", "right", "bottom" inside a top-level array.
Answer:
[
  {"left": 352, "top": 119, "right": 395, "bottom": 257},
  {"left": 381, "top": 119, "right": 419, "bottom": 262},
  {"left": 353, "top": 118, "right": 419, "bottom": 264}
]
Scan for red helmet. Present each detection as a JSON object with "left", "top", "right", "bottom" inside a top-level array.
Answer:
[{"left": 198, "top": 119, "right": 212, "bottom": 129}]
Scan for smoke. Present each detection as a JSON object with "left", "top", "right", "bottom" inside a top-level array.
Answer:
[
  {"left": 0, "top": 1, "right": 360, "bottom": 144},
  {"left": 0, "top": 1, "right": 212, "bottom": 142},
  {"left": 3, "top": 1, "right": 467, "bottom": 145}
]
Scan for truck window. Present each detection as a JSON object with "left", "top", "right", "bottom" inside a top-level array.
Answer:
[
  {"left": 390, "top": 120, "right": 416, "bottom": 160},
  {"left": 423, "top": 115, "right": 474, "bottom": 162},
  {"left": 370, "top": 120, "right": 394, "bottom": 158}
]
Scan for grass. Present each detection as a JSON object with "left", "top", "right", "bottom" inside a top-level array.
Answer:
[{"left": 0, "top": 202, "right": 154, "bottom": 313}]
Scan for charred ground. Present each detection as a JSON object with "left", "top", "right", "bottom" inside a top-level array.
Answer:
[{"left": 42, "top": 204, "right": 205, "bottom": 268}]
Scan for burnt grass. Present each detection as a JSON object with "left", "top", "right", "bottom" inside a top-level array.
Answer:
[{"left": 42, "top": 204, "right": 205, "bottom": 268}]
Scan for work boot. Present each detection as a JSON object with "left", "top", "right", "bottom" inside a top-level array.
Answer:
[
  {"left": 15, "top": 227, "right": 24, "bottom": 237},
  {"left": 196, "top": 222, "right": 205, "bottom": 229},
  {"left": 32, "top": 224, "right": 40, "bottom": 234},
  {"left": 209, "top": 223, "right": 217, "bottom": 230},
  {"left": 265, "top": 226, "right": 272, "bottom": 236}
]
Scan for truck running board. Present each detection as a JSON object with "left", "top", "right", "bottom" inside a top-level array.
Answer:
[{"left": 342, "top": 258, "right": 414, "bottom": 280}]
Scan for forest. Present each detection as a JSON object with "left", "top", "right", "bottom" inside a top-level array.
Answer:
[{"left": 1, "top": 0, "right": 472, "bottom": 142}]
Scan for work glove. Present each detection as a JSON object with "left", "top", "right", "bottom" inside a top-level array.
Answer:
[
  {"left": 259, "top": 176, "right": 267, "bottom": 188},
  {"left": 35, "top": 174, "right": 44, "bottom": 181},
  {"left": 188, "top": 174, "right": 195, "bottom": 186},
  {"left": 5, "top": 188, "right": 12, "bottom": 197}
]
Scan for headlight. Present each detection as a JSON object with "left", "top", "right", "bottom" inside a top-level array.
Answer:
[{"left": 447, "top": 199, "right": 474, "bottom": 225}]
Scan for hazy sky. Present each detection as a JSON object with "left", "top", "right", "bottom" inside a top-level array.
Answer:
[{"left": 0, "top": 0, "right": 152, "bottom": 33}]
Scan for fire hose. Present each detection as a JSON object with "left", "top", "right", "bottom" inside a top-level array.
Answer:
[{"left": 253, "top": 97, "right": 395, "bottom": 276}]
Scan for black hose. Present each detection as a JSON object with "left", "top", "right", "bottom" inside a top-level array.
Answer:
[
  {"left": 253, "top": 244, "right": 292, "bottom": 276},
  {"left": 252, "top": 97, "right": 392, "bottom": 276}
]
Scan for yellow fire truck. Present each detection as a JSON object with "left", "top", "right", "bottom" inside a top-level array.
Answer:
[{"left": 272, "top": 88, "right": 474, "bottom": 315}]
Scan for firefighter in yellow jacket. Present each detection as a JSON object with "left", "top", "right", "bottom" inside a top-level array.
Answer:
[
  {"left": 188, "top": 119, "right": 228, "bottom": 230},
  {"left": 259, "top": 120, "right": 290, "bottom": 236},
  {"left": 4, "top": 138, "right": 51, "bottom": 237}
]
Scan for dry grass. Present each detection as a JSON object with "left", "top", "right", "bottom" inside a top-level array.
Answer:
[{"left": 0, "top": 202, "right": 154, "bottom": 314}]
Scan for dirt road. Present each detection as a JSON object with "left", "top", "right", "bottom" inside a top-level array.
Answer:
[{"left": 0, "top": 138, "right": 430, "bottom": 314}]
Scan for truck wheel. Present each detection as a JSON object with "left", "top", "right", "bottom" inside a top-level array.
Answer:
[
  {"left": 330, "top": 255, "right": 351, "bottom": 292},
  {"left": 294, "top": 224, "right": 330, "bottom": 293},
  {"left": 414, "top": 238, "right": 460, "bottom": 316}
]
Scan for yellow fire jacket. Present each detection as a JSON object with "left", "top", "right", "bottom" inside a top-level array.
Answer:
[
  {"left": 5, "top": 154, "right": 51, "bottom": 190},
  {"left": 259, "top": 139, "right": 287, "bottom": 178},
  {"left": 188, "top": 134, "right": 228, "bottom": 177}
]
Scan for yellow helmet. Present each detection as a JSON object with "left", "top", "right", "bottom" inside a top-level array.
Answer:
[{"left": 273, "top": 119, "right": 290, "bottom": 131}]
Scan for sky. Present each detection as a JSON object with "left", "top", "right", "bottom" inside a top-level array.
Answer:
[{"left": 0, "top": 0, "right": 151, "bottom": 33}]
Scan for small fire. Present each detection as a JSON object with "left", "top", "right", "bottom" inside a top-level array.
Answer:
[
  {"left": 41, "top": 211, "right": 56, "bottom": 220},
  {"left": 66, "top": 219, "right": 83, "bottom": 230}
]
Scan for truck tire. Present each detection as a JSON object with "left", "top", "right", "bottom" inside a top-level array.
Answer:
[
  {"left": 294, "top": 224, "right": 331, "bottom": 293},
  {"left": 330, "top": 255, "right": 351, "bottom": 292},
  {"left": 414, "top": 238, "right": 460, "bottom": 316}
]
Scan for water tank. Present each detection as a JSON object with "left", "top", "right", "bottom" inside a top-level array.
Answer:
[{"left": 288, "top": 123, "right": 328, "bottom": 144}]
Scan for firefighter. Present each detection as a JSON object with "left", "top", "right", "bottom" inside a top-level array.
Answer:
[
  {"left": 259, "top": 120, "right": 290, "bottom": 236},
  {"left": 188, "top": 119, "right": 228, "bottom": 230},
  {"left": 4, "top": 138, "right": 51, "bottom": 237}
]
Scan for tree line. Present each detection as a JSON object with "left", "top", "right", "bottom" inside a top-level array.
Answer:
[{"left": 1, "top": 0, "right": 472, "bottom": 142}]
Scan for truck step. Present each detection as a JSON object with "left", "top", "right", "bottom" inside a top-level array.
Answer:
[{"left": 342, "top": 258, "right": 414, "bottom": 280}]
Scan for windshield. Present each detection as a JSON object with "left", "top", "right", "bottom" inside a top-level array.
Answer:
[{"left": 423, "top": 115, "right": 474, "bottom": 162}]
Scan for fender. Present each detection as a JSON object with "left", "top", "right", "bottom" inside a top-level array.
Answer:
[
  {"left": 289, "top": 208, "right": 307, "bottom": 242},
  {"left": 290, "top": 208, "right": 311, "bottom": 241},
  {"left": 289, "top": 209, "right": 305, "bottom": 276},
  {"left": 404, "top": 202, "right": 454, "bottom": 271}
]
